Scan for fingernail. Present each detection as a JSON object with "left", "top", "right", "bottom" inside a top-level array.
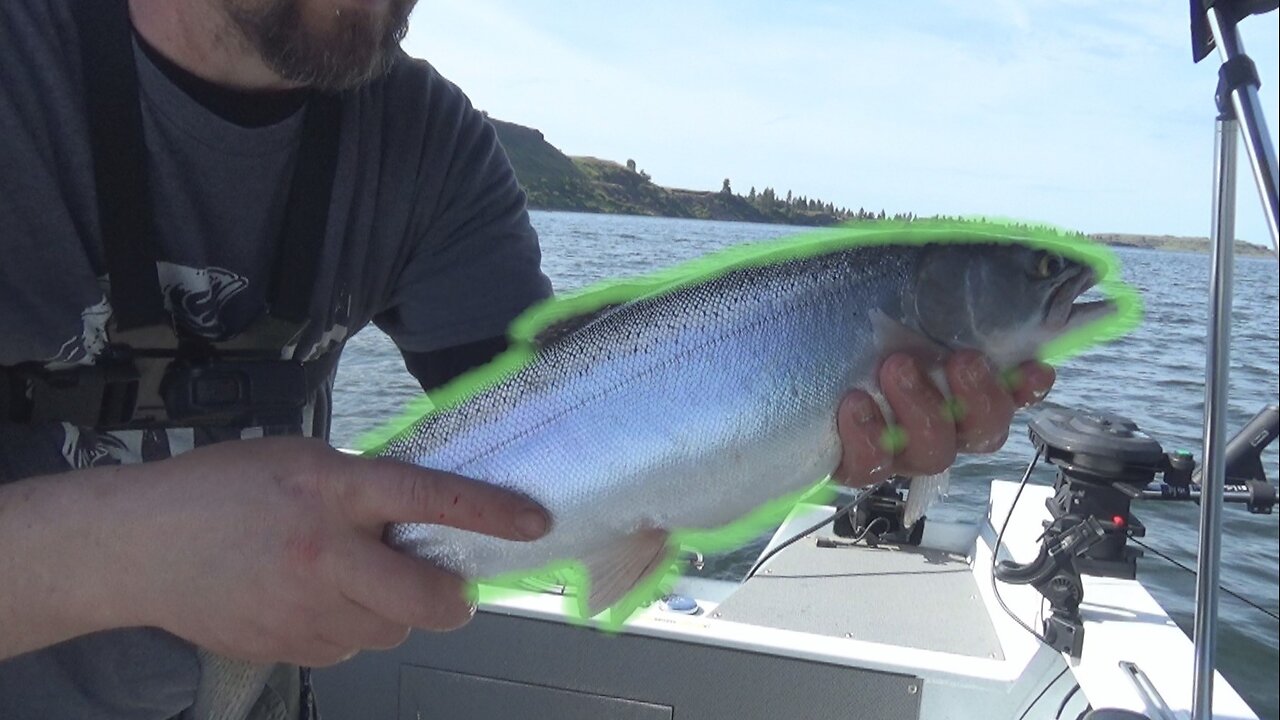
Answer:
[
  {"left": 957, "top": 354, "right": 990, "bottom": 390},
  {"left": 515, "top": 509, "right": 549, "bottom": 539},
  {"left": 849, "top": 395, "right": 878, "bottom": 424},
  {"left": 880, "top": 425, "right": 908, "bottom": 454},
  {"left": 1021, "top": 386, "right": 1051, "bottom": 408},
  {"left": 893, "top": 357, "right": 920, "bottom": 391}
]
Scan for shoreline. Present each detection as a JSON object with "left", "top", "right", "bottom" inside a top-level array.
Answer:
[{"left": 526, "top": 207, "right": 1276, "bottom": 258}]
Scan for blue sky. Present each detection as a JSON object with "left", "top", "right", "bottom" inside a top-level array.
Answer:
[{"left": 403, "top": 1, "right": 1279, "bottom": 246}]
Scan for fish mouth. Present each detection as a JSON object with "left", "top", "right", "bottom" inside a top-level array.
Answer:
[{"left": 1044, "top": 267, "right": 1117, "bottom": 335}]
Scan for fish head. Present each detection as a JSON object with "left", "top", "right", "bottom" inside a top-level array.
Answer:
[{"left": 910, "top": 242, "right": 1116, "bottom": 365}]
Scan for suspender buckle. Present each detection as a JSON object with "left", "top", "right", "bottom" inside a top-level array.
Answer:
[{"left": 161, "top": 359, "right": 310, "bottom": 427}]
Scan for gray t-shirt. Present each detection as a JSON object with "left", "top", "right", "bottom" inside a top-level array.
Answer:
[{"left": 0, "top": 0, "right": 552, "bottom": 716}]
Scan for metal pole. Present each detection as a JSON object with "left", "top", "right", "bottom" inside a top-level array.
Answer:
[
  {"left": 1208, "top": 7, "right": 1280, "bottom": 253},
  {"left": 1191, "top": 116, "right": 1237, "bottom": 720}
]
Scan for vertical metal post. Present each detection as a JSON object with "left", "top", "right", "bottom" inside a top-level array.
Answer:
[
  {"left": 1207, "top": 9, "right": 1280, "bottom": 254},
  {"left": 1191, "top": 116, "right": 1237, "bottom": 720}
]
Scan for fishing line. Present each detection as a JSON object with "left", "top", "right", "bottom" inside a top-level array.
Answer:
[
  {"left": 849, "top": 516, "right": 890, "bottom": 544},
  {"left": 1054, "top": 682, "right": 1085, "bottom": 720},
  {"left": 1017, "top": 665, "right": 1071, "bottom": 720},
  {"left": 1129, "top": 535, "right": 1280, "bottom": 622},
  {"left": 742, "top": 479, "right": 890, "bottom": 581},
  {"left": 991, "top": 447, "right": 1053, "bottom": 646}
]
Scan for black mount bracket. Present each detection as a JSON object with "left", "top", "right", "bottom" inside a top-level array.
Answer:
[{"left": 832, "top": 481, "right": 926, "bottom": 547}]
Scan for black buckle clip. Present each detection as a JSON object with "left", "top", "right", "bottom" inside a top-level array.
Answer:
[{"left": 161, "top": 359, "right": 309, "bottom": 427}]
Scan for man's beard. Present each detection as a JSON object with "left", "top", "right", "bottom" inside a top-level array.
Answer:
[{"left": 224, "top": 0, "right": 416, "bottom": 91}]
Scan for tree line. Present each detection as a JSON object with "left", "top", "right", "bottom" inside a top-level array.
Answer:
[{"left": 721, "top": 178, "right": 918, "bottom": 222}]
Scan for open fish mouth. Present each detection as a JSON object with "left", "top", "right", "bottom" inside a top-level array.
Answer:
[
  {"left": 1046, "top": 267, "right": 1117, "bottom": 334},
  {"left": 1065, "top": 298, "right": 1117, "bottom": 331}
]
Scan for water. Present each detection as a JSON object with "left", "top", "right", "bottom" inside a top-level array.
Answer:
[{"left": 331, "top": 211, "right": 1280, "bottom": 719}]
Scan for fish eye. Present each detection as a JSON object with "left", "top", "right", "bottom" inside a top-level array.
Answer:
[{"left": 1032, "top": 251, "right": 1065, "bottom": 279}]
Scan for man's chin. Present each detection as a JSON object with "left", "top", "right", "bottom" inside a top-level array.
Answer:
[{"left": 229, "top": 0, "right": 414, "bottom": 91}]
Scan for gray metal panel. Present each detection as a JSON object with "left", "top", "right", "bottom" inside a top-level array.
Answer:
[
  {"left": 315, "top": 610, "right": 922, "bottom": 720},
  {"left": 400, "top": 666, "right": 672, "bottom": 720},
  {"left": 714, "top": 539, "right": 1004, "bottom": 660}
]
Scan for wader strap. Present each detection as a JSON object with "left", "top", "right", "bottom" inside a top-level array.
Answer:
[
  {"left": 273, "top": 95, "right": 343, "bottom": 325},
  {"left": 1, "top": 351, "right": 339, "bottom": 430},
  {"left": 11, "top": 1, "right": 350, "bottom": 431},
  {"left": 69, "top": 0, "right": 344, "bottom": 335},
  {"left": 72, "top": 0, "right": 164, "bottom": 331}
]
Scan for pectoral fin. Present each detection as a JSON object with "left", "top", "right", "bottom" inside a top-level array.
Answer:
[
  {"left": 869, "top": 309, "right": 951, "bottom": 372},
  {"left": 580, "top": 528, "right": 672, "bottom": 617}
]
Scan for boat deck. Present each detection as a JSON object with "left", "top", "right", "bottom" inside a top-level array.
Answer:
[
  {"left": 312, "top": 482, "right": 1262, "bottom": 719},
  {"left": 714, "top": 537, "right": 1004, "bottom": 660}
]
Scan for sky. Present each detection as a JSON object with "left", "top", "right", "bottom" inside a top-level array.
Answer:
[{"left": 401, "top": 0, "right": 1279, "bottom": 246}]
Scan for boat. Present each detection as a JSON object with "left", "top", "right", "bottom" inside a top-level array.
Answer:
[
  {"left": 312, "top": 2, "right": 1279, "bottom": 717},
  {"left": 313, "top": 404, "right": 1275, "bottom": 719}
]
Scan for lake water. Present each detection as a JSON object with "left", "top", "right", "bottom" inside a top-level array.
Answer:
[{"left": 331, "top": 211, "right": 1280, "bottom": 719}]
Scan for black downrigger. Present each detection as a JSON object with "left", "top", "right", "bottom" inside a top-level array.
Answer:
[{"left": 994, "top": 405, "right": 1278, "bottom": 658}]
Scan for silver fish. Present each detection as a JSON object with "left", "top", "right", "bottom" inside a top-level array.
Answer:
[
  {"left": 380, "top": 236, "right": 1116, "bottom": 614},
  {"left": 189, "top": 233, "right": 1119, "bottom": 720}
]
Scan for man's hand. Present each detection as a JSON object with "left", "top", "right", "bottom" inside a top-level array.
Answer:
[
  {"left": 833, "top": 351, "right": 1056, "bottom": 485},
  {"left": 0, "top": 437, "right": 549, "bottom": 666}
]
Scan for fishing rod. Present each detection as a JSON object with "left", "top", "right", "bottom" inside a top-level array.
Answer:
[{"left": 1140, "top": 404, "right": 1278, "bottom": 512}]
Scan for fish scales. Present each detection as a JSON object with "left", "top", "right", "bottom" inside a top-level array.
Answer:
[{"left": 381, "top": 246, "right": 918, "bottom": 581}]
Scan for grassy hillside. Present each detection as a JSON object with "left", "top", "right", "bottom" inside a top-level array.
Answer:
[
  {"left": 492, "top": 118, "right": 848, "bottom": 225},
  {"left": 487, "top": 118, "right": 597, "bottom": 212}
]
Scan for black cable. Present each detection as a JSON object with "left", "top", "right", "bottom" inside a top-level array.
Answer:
[
  {"left": 849, "top": 516, "right": 890, "bottom": 544},
  {"left": 1018, "top": 665, "right": 1071, "bottom": 720},
  {"left": 1054, "top": 682, "right": 1082, "bottom": 720},
  {"left": 991, "top": 448, "right": 1053, "bottom": 646},
  {"left": 743, "top": 480, "right": 890, "bottom": 581},
  {"left": 1130, "top": 535, "right": 1280, "bottom": 622}
]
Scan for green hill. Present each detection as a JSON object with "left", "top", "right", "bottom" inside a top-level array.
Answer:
[
  {"left": 490, "top": 117, "right": 847, "bottom": 226},
  {"left": 486, "top": 118, "right": 596, "bottom": 212}
]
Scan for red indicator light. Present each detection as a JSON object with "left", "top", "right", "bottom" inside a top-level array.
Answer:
[{"left": 1112, "top": 515, "right": 1126, "bottom": 528}]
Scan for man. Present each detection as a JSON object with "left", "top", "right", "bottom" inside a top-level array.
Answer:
[{"left": 0, "top": 0, "right": 1055, "bottom": 717}]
